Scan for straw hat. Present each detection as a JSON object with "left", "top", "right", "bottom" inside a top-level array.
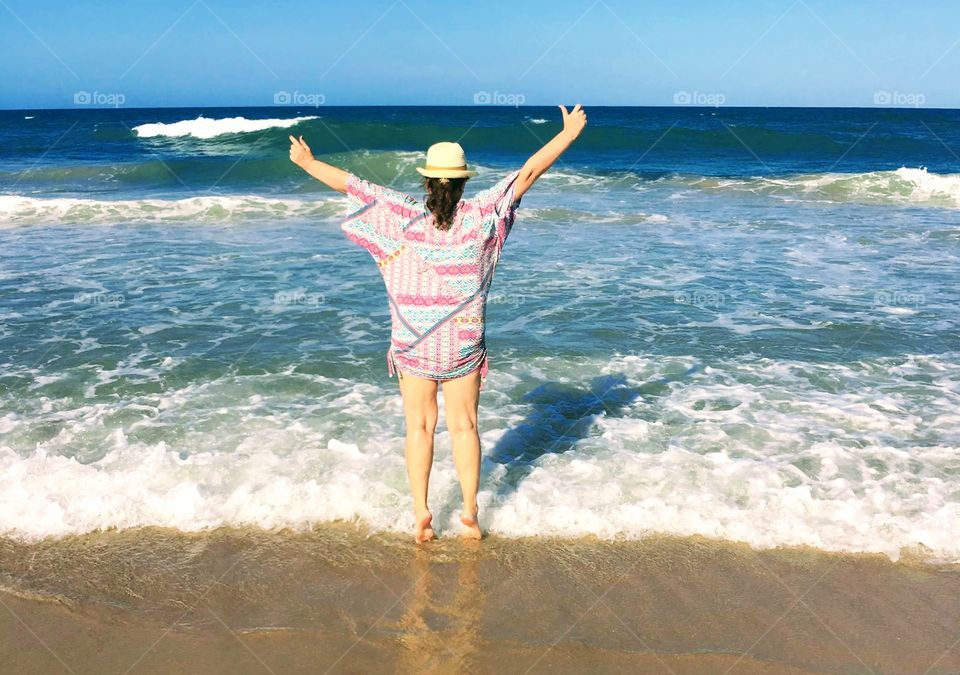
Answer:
[{"left": 415, "top": 141, "right": 477, "bottom": 179}]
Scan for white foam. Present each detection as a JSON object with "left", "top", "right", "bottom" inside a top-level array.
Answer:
[
  {"left": 132, "top": 115, "right": 318, "bottom": 139},
  {"left": 688, "top": 167, "right": 960, "bottom": 208},
  {"left": 889, "top": 166, "right": 960, "bottom": 205},
  {"left": 2, "top": 354, "right": 959, "bottom": 563},
  {"left": 486, "top": 441, "right": 960, "bottom": 557},
  {"left": 517, "top": 166, "right": 960, "bottom": 208},
  {"left": 0, "top": 194, "right": 346, "bottom": 225}
]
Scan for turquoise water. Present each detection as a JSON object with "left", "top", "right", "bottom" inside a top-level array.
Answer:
[{"left": 1, "top": 107, "right": 959, "bottom": 561}]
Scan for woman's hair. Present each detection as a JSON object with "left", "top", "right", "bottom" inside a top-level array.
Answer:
[{"left": 424, "top": 177, "right": 468, "bottom": 231}]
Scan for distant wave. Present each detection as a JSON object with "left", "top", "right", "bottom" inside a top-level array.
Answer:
[
  {"left": 679, "top": 167, "right": 960, "bottom": 208},
  {"left": 535, "top": 166, "right": 960, "bottom": 208},
  {"left": 520, "top": 205, "right": 668, "bottom": 225},
  {"left": 4, "top": 167, "right": 958, "bottom": 228},
  {"left": 0, "top": 149, "right": 431, "bottom": 190},
  {"left": 133, "top": 115, "right": 318, "bottom": 140},
  {"left": 0, "top": 194, "right": 346, "bottom": 226},
  {"left": 0, "top": 193, "right": 671, "bottom": 228}
]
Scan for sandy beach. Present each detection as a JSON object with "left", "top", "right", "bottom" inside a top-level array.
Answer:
[{"left": 2, "top": 524, "right": 958, "bottom": 674}]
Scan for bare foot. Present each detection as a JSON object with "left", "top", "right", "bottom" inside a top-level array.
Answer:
[
  {"left": 414, "top": 510, "right": 436, "bottom": 543},
  {"left": 459, "top": 508, "right": 482, "bottom": 540}
]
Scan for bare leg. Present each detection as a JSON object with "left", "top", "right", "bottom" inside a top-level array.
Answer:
[
  {"left": 398, "top": 369, "right": 439, "bottom": 543},
  {"left": 442, "top": 367, "right": 483, "bottom": 539}
]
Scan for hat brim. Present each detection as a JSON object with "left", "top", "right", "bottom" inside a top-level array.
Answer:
[{"left": 416, "top": 167, "right": 477, "bottom": 178}]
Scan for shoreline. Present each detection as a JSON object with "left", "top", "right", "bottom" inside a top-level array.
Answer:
[{"left": 2, "top": 524, "right": 959, "bottom": 674}]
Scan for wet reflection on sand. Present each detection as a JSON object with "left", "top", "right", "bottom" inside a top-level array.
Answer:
[
  {"left": 394, "top": 543, "right": 484, "bottom": 673},
  {"left": 1, "top": 525, "right": 959, "bottom": 674}
]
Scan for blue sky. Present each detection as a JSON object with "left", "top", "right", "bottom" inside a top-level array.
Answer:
[{"left": 2, "top": 0, "right": 959, "bottom": 108}]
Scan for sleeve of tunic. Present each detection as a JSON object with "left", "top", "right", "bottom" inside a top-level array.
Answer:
[
  {"left": 341, "top": 174, "right": 421, "bottom": 259},
  {"left": 470, "top": 169, "right": 522, "bottom": 253}
]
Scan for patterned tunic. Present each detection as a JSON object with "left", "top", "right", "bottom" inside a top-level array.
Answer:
[{"left": 341, "top": 170, "right": 522, "bottom": 388}]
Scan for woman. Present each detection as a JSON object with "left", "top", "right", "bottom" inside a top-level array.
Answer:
[{"left": 289, "top": 104, "right": 587, "bottom": 543}]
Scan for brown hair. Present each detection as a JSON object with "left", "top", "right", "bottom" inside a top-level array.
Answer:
[{"left": 424, "top": 177, "right": 468, "bottom": 231}]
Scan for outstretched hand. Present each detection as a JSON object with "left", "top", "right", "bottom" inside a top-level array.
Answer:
[
  {"left": 514, "top": 104, "right": 588, "bottom": 201},
  {"left": 559, "top": 104, "right": 587, "bottom": 140},
  {"left": 288, "top": 135, "right": 314, "bottom": 168}
]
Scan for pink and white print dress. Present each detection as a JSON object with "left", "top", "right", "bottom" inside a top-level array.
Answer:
[{"left": 341, "top": 170, "right": 522, "bottom": 389}]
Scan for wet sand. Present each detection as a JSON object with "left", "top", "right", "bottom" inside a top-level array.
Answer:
[{"left": 1, "top": 524, "right": 959, "bottom": 674}]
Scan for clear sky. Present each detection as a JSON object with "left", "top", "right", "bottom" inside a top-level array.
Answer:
[{"left": 2, "top": 0, "right": 958, "bottom": 109}]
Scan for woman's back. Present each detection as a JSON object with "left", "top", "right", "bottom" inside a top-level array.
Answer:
[{"left": 340, "top": 170, "right": 523, "bottom": 382}]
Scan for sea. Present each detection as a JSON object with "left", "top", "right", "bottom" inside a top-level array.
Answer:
[{"left": 1, "top": 106, "right": 958, "bottom": 563}]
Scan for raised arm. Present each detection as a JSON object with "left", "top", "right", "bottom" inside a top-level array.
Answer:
[
  {"left": 288, "top": 135, "right": 348, "bottom": 194},
  {"left": 514, "top": 104, "right": 587, "bottom": 201}
]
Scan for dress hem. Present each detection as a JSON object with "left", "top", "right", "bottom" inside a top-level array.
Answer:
[{"left": 387, "top": 347, "right": 489, "bottom": 389}]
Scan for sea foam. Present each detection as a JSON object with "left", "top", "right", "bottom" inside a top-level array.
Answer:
[
  {"left": 2, "top": 354, "right": 958, "bottom": 563},
  {"left": 133, "top": 115, "right": 318, "bottom": 139},
  {"left": 0, "top": 194, "right": 346, "bottom": 225},
  {"left": 688, "top": 167, "right": 960, "bottom": 208}
]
